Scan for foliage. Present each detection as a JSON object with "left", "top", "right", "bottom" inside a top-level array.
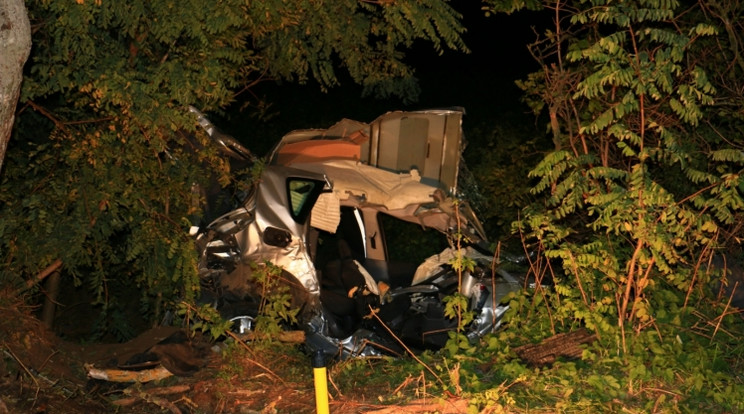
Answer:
[
  {"left": 323, "top": 306, "right": 744, "bottom": 412},
  {"left": 471, "top": 312, "right": 744, "bottom": 412},
  {"left": 250, "top": 261, "right": 300, "bottom": 339},
  {"left": 177, "top": 301, "right": 233, "bottom": 341},
  {"left": 3, "top": 0, "right": 744, "bottom": 411},
  {"left": 329, "top": 356, "right": 411, "bottom": 402},
  {"left": 175, "top": 261, "right": 298, "bottom": 342},
  {"left": 465, "top": 119, "right": 546, "bottom": 241},
  {"left": 184, "top": 0, "right": 744, "bottom": 410},
  {"left": 369, "top": 0, "right": 744, "bottom": 410},
  {"left": 0, "top": 0, "right": 468, "bottom": 338},
  {"left": 483, "top": 0, "right": 744, "bottom": 356},
  {"left": 442, "top": 200, "right": 477, "bottom": 349}
]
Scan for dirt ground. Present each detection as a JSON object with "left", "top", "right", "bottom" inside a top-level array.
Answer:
[{"left": 0, "top": 303, "right": 470, "bottom": 414}]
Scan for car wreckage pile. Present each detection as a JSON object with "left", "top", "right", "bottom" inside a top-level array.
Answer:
[{"left": 190, "top": 107, "right": 525, "bottom": 359}]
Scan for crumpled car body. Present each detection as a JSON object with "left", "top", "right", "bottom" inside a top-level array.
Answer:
[{"left": 193, "top": 107, "right": 522, "bottom": 357}]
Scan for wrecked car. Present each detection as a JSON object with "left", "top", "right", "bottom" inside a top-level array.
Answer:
[{"left": 190, "top": 107, "right": 523, "bottom": 358}]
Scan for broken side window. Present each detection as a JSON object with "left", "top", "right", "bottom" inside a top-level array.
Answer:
[{"left": 286, "top": 178, "right": 324, "bottom": 223}]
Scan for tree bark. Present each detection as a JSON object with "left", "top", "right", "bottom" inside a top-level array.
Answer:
[
  {"left": 514, "top": 328, "right": 597, "bottom": 366},
  {"left": 0, "top": 0, "right": 32, "bottom": 174}
]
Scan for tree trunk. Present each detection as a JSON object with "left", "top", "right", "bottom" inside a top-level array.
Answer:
[
  {"left": 0, "top": 0, "right": 32, "bottom": 174},
  {"left": 41, "top": 270, "right": 61, "bottom": 329}
]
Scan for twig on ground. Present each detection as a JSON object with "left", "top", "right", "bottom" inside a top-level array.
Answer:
[
  {"left": 2, "top": 344, "right": 39, "bottom": 386},
  {"left": 225, "top": 330, "right": 285, "bottom": 384},
  {"left": 327, "top": 369, "right": 343, "bottom": 398},
  {"left": 711, "top": 281, "right": 738, "bottom": 341},
  {"left": 38, "top": 349, "right": 58, "bottom": 372},
  {"left": 392, "top": 374, "right": 416, "bottom": 395},
  {"left": 362, "top": 396, "right": 469, "bottom": 414},
  {"left": 114, "top": 386, "right": 183, "bottom": 414},
  {"left": 369, "top": 306, "right": 448, "bottom": 391}
]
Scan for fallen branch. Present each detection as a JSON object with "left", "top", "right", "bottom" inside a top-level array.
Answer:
[
  {"left": 2, "top": 344, "right": 39, "bottom": 386},
  {"left": 85, "top": 364, "right": 173, "bottom": 383},
  {"left": 111, "top": 385, "right": 192, "bottom": 408},
  {"left": 235, "top": 330, "right": 305, "bottom": 343},
  {"left": 143, "top": 385, "right": 191, "bottom": 395},
  {"left": 23, "top": 259, "right": 63, "bottom": 291},
  {"left": 363, "top": 397, "right": 469, "bottom": 414}
]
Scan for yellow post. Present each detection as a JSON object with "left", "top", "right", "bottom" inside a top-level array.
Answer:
[{"left": 312, "top": 350, "right": 330, "bottom": 414}]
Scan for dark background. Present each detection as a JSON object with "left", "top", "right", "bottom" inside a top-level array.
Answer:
[{"left": 217, "top": 4, "right": 547, "bottom": 156}]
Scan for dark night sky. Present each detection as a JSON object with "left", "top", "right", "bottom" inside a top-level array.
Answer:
[
  {"left": 412, "top": 4, "right": 544, "bottom": 124},
  {"left": 220, "top": 4, "right": 547, "bottom": 155}
]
